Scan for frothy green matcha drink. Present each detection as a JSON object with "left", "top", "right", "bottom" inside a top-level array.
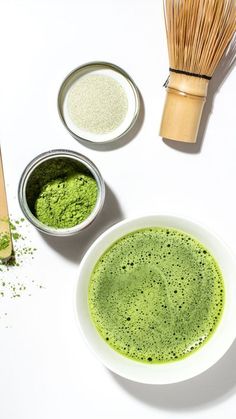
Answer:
[{"left": 88, "top": 227, "right": 224, "bottom": 364}]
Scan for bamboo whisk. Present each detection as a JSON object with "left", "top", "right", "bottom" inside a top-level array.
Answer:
[{"left": 160, "top": 0, "right": 236, "bottom": 143}]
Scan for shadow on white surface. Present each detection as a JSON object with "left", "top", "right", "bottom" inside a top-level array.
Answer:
[
  {"left": 76, "top": 92, "right": 145, "bottom": 152},
  {"left": 39, "top": 184, "right": 123, "bottom": 263},
  {"left": 111, "top": 339, "right": 236, "bottom": 411},
  {"left": 162, "top": 38, "right": 236, "bottom": 154}
]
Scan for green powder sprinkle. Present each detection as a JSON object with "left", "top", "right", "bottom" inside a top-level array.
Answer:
[
  {"left": 26, "top": 158, "right": 98, "bottom": 229},
  {"left": 1, "top": 218, "right": 36, "bottom": 270},
  {"left": 67, "top": 74, "right": 128, "bottom": 134},
  {"left": 0, "top": 216, "right": 45, "bottom": 327},
  {"left": 12, "top": 232, "right": 21, "bottom": 240},
  {"left": 10, "top": 222, "right": 16, "bottom": 231},
  {"left": 0, "top": 218, "right": 40, "bottom": 303},
  {"left": 0, "top": 233, "right": 10, "bottom": 251}
]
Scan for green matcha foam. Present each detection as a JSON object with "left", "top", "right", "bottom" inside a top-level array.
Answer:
[{"left": 88, "top": 227, "right": 224, "bottom": 364}]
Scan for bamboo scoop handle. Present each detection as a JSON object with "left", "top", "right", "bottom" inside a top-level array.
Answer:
[{"left": 0, "top": 149, "right": 12, "bottom": 260}]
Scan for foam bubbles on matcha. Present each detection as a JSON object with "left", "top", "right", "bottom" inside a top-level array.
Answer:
[{"left": 88, "top": 227, "right": 225, "bottom": 364}]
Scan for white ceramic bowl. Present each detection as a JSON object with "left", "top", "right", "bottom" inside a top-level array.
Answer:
[{"left": 75, "top": 215, "right": 236, "bottom": 384}]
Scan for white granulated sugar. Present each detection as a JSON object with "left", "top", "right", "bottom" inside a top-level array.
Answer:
[{"left": 67, "top": 74, "right": 128, "bottom": 134}]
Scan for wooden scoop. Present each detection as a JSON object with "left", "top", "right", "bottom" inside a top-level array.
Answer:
[{"left": 0, "top": 149, "right": 12, "bottom": 260}]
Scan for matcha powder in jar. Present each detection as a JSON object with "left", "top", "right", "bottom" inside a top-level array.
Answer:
[{"left": 25, "top": 156, "right": 99, "bottom": 230}]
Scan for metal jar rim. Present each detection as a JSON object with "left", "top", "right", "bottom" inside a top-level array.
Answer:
[
  {"left": 18, "top": 149, "right": 105, "bottom": 237},
  {"left": 57, "top": 61, "right": 140, "bottom": 145}
]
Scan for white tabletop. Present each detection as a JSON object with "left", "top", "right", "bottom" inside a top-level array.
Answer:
[{"left": 1, "top": 0, "right": 236, "bottom": 418}]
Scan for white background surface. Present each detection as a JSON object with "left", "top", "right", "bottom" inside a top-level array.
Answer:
[{"left": 0, "top": 0, "right": 236, "bottom": 418}]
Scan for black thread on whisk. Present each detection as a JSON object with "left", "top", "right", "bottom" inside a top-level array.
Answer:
[
  {"left": 163, "top": 68, "right": 211, "bottom": 87},
  {"left": 169, "top": 68, "right": 212, "bottom": 80},
  {"left": 163, "top": 76, "right": 170, "bottom": 87}
]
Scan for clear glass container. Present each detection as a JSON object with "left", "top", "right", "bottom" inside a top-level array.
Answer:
[{"left": 18, "top": 149, "right": 105, "bottom": 236}]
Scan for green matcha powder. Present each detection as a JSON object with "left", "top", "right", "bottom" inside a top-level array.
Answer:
[
  {"left": 26, "top": 158, "right": 98, "bottom": 229},
  {"left": 0, "top": 233, "right": 10, "bottom": 251}
]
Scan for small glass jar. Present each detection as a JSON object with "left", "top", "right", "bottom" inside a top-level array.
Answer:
[{"left": 18, "top": 149, "right": 105, "bottom": 236}]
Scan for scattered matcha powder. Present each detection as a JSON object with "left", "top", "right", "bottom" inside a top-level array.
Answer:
[
  {"left": 0, "top": 233, "right": 10, "bottom": 250},
  {"left": 26, "top": 158, "right": 98, "bottom": 229},
  {"left": 0, "top": 217, "right": 43, "bottom": 325}
]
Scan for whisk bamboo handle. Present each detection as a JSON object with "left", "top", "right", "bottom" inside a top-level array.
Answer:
[{"left": 160, "top": 73, "right": 209, "bottom": 143}]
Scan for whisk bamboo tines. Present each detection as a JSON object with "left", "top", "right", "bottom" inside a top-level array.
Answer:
[{"left": 160, "top": 0, "right": 236, "bottom": 143}]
